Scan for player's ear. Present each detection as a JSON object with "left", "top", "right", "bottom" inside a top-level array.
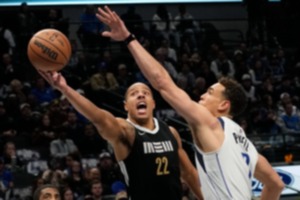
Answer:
[
  {"left": 124, "top": 100, "right": 129, "bottom": 111},
  {"left": 152, "top": 99, "right": 156, "bottom": 109},
  {"left": 218, "top": 100, "right": 230, "bottom": 113}
]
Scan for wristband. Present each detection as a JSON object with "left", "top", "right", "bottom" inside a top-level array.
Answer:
[{"left": 124, "top": 34, "right": 136, "bottom": 45}]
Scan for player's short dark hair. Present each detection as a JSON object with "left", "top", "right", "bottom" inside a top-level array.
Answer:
[
  {"left": 124, "top": 82, "right": 153, "bottom": 101},
  {"left": 33, "top": 184, "right": 59, "bottom": 200},
  {"left": 219, "top": 77, "right": 247, "bottom": 117}
]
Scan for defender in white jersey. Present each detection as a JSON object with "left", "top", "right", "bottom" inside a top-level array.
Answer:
[
  {"left": 195, "top": 117, "right": 258, "bottom": 199},
  {"left": 96, "top": 6, "right": 285, "bottom": 200}
]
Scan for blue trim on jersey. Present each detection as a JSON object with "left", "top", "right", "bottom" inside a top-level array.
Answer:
[
  {"left": 216, "top": 154, "right": 233, "bottom": 198},
  {"left": 195, "top": 151, "right": 206, "bottom": 173},
  {"left": 218, "top": 117, "right": 224, "bottom": 129}
]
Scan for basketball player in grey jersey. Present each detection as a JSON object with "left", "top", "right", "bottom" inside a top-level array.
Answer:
[
  {"left": 97, "top": 6, "right": 284, "bottom": 200},
  {"left": 39, "top": 69, "right": 203, "bottom": 200}
]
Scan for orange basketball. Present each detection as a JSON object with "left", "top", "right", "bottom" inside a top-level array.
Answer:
[{"left": 27, "top": 28, "right": 71, "bottom": 72}]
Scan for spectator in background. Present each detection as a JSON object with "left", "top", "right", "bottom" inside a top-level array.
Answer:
[
  {"left": 0, "top": 101, "right": 14, "bottom": 135},
  {"left": 247, "top": 46, "right": 269, "bottom": 85},
  {"left": 61, "top": 186, "right": 74, "bottom": 200},
  {"left": 47, "top": 99, "right": 68, "bottom": 129},
  {"left": 63, "top": 110, "right": 84, "bottom": 148},
  {"left": 257, "top": 77, "right": 275, "bottom": 101},
  {"left": 0, "top": 78, "right": 11, "bottom": 101},
  {"left": 189, "top": 77, "right": 207, "bottom": 102},
  {"left": 111, "top": 181, "right": 128, "bottom": 200},
  {"left": 67, "top": 39, "right": 80, "bottom": 70},
  {"left": 1, "top": 54, "right": 22, "bottom": 84},
  {"left": 268, "top": 53, "right": 285, "bottom": 83},
  {"left": 71, "top": 52, "right": 97, "bottom": 85},
  {"left": 33, "top": 184, "right": 61, "bottom": 200},
  {"left": 43, "top": 8, "right": 69, "bottom": 36},
  {"left": 78, "top": 5, "right": 107, "bottom": 51},
  {"left": 176, "top": 62, "right": 196, "bottom": 93},
  {"left": 50, "top": 126, "right": 78, "bottom": 159},
  {"left": 0, "top": 102, "right": 18, "bottom": 151},
  {"left": 89, "top": 62, "right": 119, "bottom": 92},
  {"left": 9, "top": 79, "right": 28, "bottom": 104},
  {"left": 233, "top": 50, "right": 249, "bottom": 82},
  {"left": 30, "top": 176, "right": 45, "bottom": 199},
  {"left": 78, "top": 123, "right": 107, "bottom": 157},
  {"left": 84, "top": 180, "right": 104, "bottom": 200},
  {"left": 277, "top": 102, "right": 300, "bottom": 134},
  {"left": 210, "top": 51, "right": 235, "bottom": 79},
  {"left": 32, "top": 113, "right": 56, "bottom": 157},
  {"left": 277, "top": 92, "right": 298, "bottom": 116},
  {"left": 160, "top": 39, "right": 178, "bottom": 64},
  {"left": 174, "top": 4, "right": 200, "bottom": 51},
  {"left": 195, "top": 60, "right": 218, "bottom": 87},
  {"left": 121, "top": 6, "right": 145, "bottom": 40},
  {"left": 252, "top": 94, "right": 280, "bottom": 135},
  {"left": 189, "top": 52, "right": 202, "bottom": 75},
  {"left": 42, "top": 168, "right": 65, "bottom": 186},
  {"left": 16, "top": 103, "right": 39, "bottom": 148},
  {"left": 0, "top": 19, "right": 16, "bottom": 57},
  {"left": 116, "top": 63, "right": 136, "bottom": 96},
  {"left": 97, "top": 152, "right": 123, "bottom": 195},
  {"left": 240, "top": 74, "right": 258, "bottom": 105},
  {"left": 85, "top": 167, "right": 101, "bottom": 183},
  {"left": 2, "top": 141, "right": 23, "bottom": 170},
  {"left": 205, "top": 43, "right": 220, "bottom": 63},
  {"left": 243, "top": 0, "right": 267, "bottom": 46},
  {"left": 62, "top": 153, "right": 80, "bottom": 176},
  {"left": 30, "top": 76, "right": 58, "bottom": 105},
  {"left": 15, "top": 2, "right": 39, "bottom": 60},
  {"left": 152, "top": 4, "right": 180, "bottom": 48},
  {"left": 0, "top": 157, "right": 13, "bottom": 199},
  {"left": 155, "top": 47, "right": 178, "bottom": 81},
  {"left": 274, "top": 75, "right": 297, "bottom": 101},
  {"left": 64, "top": 160, "right": 88, "bottom": 200}
]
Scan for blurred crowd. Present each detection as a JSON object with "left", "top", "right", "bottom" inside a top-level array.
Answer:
[{"left": 1, "top": 2, "right": 300, "bottom": 200}]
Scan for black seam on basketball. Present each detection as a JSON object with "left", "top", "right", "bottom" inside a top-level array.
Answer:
[
  {"left": 29, "top": 45, "right": 65, "bottom": 65},
  {"left": 34, "top": 36, "right": 69, "bottom": 60}
]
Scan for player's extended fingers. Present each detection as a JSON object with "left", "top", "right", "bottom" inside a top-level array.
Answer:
[
  {"left": 101, "top": 31, "right": 112, "bottom": 38},
  {"left": 97, "top": 7, "right": 111, "bottom": 21},
  {"left": 104, "top": 6, "right": 117, "bottom": 22},
  {"left": 38, "top": 70, "right": 51, "bottom": 82},
  {"left": 96, "top": 13, "right": 110, "bottom": 25},
  {"left": 113, "top": 11, "right": 122, "bottom": 23}
]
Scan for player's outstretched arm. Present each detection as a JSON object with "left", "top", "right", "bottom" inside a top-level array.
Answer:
[
  {"left": 254, "top": 154, "right": 284, "bottom": 200},
  {"left": 96, "top": 6, "right": 212, "bottom": 126},
  {"left": 39, "top": 70, "right": 122, "bottom": 143}
]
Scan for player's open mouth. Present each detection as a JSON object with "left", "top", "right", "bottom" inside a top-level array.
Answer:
[{"left": 137, "top": 102, "right": 147, "bottom": 113}]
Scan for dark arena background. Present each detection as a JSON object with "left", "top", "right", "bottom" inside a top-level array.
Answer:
[{"left": 0, "top": 0, "right": 299, "bottom": 199}]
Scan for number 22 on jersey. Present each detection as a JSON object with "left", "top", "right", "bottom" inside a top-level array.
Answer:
[{"left": 156, "top": 156, "right": 170, "bottom": 175}]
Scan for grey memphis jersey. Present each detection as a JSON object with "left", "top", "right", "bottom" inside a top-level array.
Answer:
[{"left": 194, "top": 117, "right": 258, "bottom": 200}]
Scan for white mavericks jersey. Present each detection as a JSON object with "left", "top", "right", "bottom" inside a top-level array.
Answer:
[{"left": 195, "top": 117, "right": 258, "bottom": 200}]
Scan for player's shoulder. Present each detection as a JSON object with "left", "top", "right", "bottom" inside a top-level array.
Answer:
[
  {"left": 116, "top": 117, "right": 134, "bottom": 130},
  {"left": 115, "top": 117, "right": 136, "bottom": 144},
  {"left": 219, "top": 116, "right": 240, "bottom": 127}
]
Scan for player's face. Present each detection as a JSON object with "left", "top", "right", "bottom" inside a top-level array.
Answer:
[
  {"left": 199, "top": 83, "right": 227, "bottom": 114},
  {"left": 125, "top": 83, "right": 155, "bottom": 121},
  {"left": 39, "top": 188, "right": 60, "bottom": 200}
]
